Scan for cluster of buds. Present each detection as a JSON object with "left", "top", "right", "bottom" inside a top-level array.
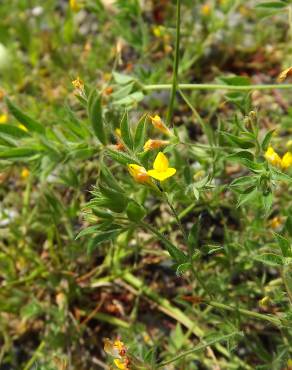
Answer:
[
  {"left": 104, "top": 339, "right": 130, "bottom": 369},
  {"left": 149, "top": 115, "right": 172, "bottom": 136},
  {"left": 72, "top": 77, "right": 85, "bottom": 96},
  {"left": 265, "top": 146, "right": 292, "bottom": 170}
]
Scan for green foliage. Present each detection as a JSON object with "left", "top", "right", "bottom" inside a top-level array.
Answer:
[{"left": 1, "top": 1, "right": 292, "bottom": 369}]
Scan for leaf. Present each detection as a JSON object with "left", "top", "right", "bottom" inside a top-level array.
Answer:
[
  {"left": 221, "top": 132, "right": 255, "bottom": 149},
  {"left": 111, "top": 82, "right": 134, "bottom": 100},
  {"left": 237, "top": 187, "right": 258, "bottom": 207},
  {"left": 187, "top": 219, "right": 201, "bottom": 255},
  {"left": 230, "top": 175, "right": 257, "bottom": 187},
  {"left": 0, "top": 147, "right": 39, "bottom": 159},
  {"left": 120, "top": 111, "right": 133, "bottom": 149},
  {"left": 254, "top": 253, "right": 284, "bottom": 266},
  {"left": 274, "top": 233, "right": 292, "bottom": 257},
  {"left": 0, "top": 124, "right": 31, "bottom": 139},
  {"left": 270, "top": 168, "right": 292, "bottom": 183},
  {"left": 228, "top": 150, "right": 254, "bottom": 162},
  {"left": 227, "top": 152, "right": 264, "bottom": 172},
  {"left": 261, "top": 129, "right": 275, "bottom": 151},
  {"left": 100, "top": 163, "right": 124, "bottom": 193},
  {"left": 176, "top": 263, "right": 192, "bottom": 275},
  {"left": 255, "top": 2, "right": 287, "bottom": 9},
  {"left": 113, "top": 92, "right": 144, "bottom": 106},
  {"left": 164, "top": 241, "right": 188, "bottom": 264},
  {"left": 113, "top": 72, "right": 135, "bottom": 85},
  {"left": 76, "top": 225, "right": 102, "bottom": 239},
  {"left": 88, "top": 91, "right": 107, "bottom": 145},
  {"left": 6, "top": 98, "right": 45, "bottom": 135},
  {"left": 88, "top": 230, "right": 120, "bottom": 253},
  {"left": 134, "top": 114, "right": 147, "bottom": 152},
  {"left": 106, "top": 148, "right": 139, "bottom": 165},
  {"left": 99, "top": 184, "right": 128, "bottom": 213},
  {"left": 262, "top": 191, "right": 273, "bottom": 214},
  {"left": 219, "top": 76, "right": 251, "bottom": 86}
]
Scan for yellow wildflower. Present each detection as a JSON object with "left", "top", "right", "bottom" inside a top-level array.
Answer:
[
  {"left": 259, "top": 296, "right": 270, "bottom": 307},
  {"left": 128, "top": 164, "right": 151, "bottom": 184},
  {"left": 115, "top": 128, "right": 122, "bottom": 138},
  {"left": 69, "top": 0, "right": 80, "bottom": 12},
  {"left": 0, "top": 113, "right": 8, "bottom": 124},
  {"left": 143, "top": 139, "right": 169, "bottom": 152},
  {"left": 72, "top": 76, "right": 84, "bottom": 91},
  {"left": 264, "top": 147, "right": 282, "bottom": 168},
  {"left": 201, "top": 4, "right": 211, "bottom": 16},
  {"left": 21, "top": 168, "right": 30, "bottom": 179},
  {"left": 281, "top": 151, "right": 292, "bottom": 170},
  {"left": 277, "top": 66, "right": 292, "bottom": 82},
  {"left": 149, "top": 115, "right": 171, "bottom": 136},
  {"left": 269, "top": 216, "right": 282, "bottom": 229},
  {"left": 113, "top": 358, "right": 129, "bottom": 370},
  {"left": 147, "top": 152, "right": 176, "bottom": 182},
  {"left": 104, "top": 339, "right": 126, "bottom": 358},
  {"left": 152, "top": 25, "right": 165, "bottom": 38},
  {"left": 18, "top": 124, "right": 28, "bottom": 132}
]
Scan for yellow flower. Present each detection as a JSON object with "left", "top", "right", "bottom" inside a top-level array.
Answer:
[
  {"left": 113, "top": 358, "right": 129, "bottom": 370},
  {"left": 264, "top": 147, "right": 282, "bottom": 168},
  {"left": 21, "top": 168, "right": 30, "bottom": 179},
  {"left": 152, "top": 25, "right": 165, "bottom": 38},
  {"left": 104, "top": 339, "right": 126, "bottom": 358},
  {"left": 115, "top": 128, "right": 122, "bottom": 138},
  {"left": 18, "top": 124, "right": 28, "bottom": 132},
  {"left": 269, "top": 216, "right": 282, "bottom": 229},
  {"left": 277, "top": 66, "right": 292, "bottom": 82},
  {"left": 143, "top": 139, "right": 169, "bottom": 152},
  {"left": 149, "top": 115, "right": 171, "bottom": 136},
  {"left": 201, "top": 4, "right": 211, "bottom": 16},
  {"left": 128, "top": 164, "right": 151, "bottom": 184},
  {"left": 0, "top": 113, "right": 8, "bottom": 124},
  {"left": 69, "top": 0, "right": 80, "bottom": 12},
  {"left": 259, "top": 296, "right": 270, "bottom": 307},
  {"left": 281, "top": 151, "right": 292, "bottom": 170},
  {"left": 147, "top": 152, "right": 176, "bottom": 182},
  {"left": 72, "top": 77, "right": 84, "bottom": 90}
]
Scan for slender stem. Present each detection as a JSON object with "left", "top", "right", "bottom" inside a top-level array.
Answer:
[
  {"left": 166, "top": 0, "right": 181, "bottom": 126},
  {"left": 23, "top": 340, "right": 45, "bottom": 370},
  {"left": 139, "top": 220, "right": 178, "bottom": 251},
  {"left": 157, "top": 331, "right": 241, "bottom": 368},
  {"left": 208, "top": 301, "right": 282, "bottom": 327},
  {"left": 164, "top": 192, "right": 188, "bottom": 245},
  {"left": 144, "top": 83, "right": 292, "bottom": 91}
]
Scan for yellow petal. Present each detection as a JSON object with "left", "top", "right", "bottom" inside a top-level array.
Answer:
[
  {"left": 153, "top": 152, "right": 169, "bottom": 172},
  {"left": 264, "top": 146, "right": 281, "bottom": 167},
  {"left": 281, "top": 152, "right": 292, "bottom": 169},
  {"left": 0, "top": 114, "right": 8, "bottom": 124},
  {"left": 147, "top": 168, "right": 176, "bottom": 181},
  {"left": 277, "top": 66, "right": 292, "bottom": 82},
  {"left": 113, "top": 359, "right": 127, "bottom": 370}
]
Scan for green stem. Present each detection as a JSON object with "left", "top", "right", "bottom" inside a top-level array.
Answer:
[
  {"left": 145, "top": 83, "right": 292, "bottom": 91},
  {"left": 208, "top": 301, "right": 282, "bottom": 327},
  {"left": 164, "top": 192, "right": 188, "bottom": 245},
  {"left": 157, "top": 331, "right": 242, "bottom": 368},
  {"left": 23, "top": 340, "right": 45, "bottom": 370},
  {"left": 166, "top": 0, "right": 181, "bottom": 126}
]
